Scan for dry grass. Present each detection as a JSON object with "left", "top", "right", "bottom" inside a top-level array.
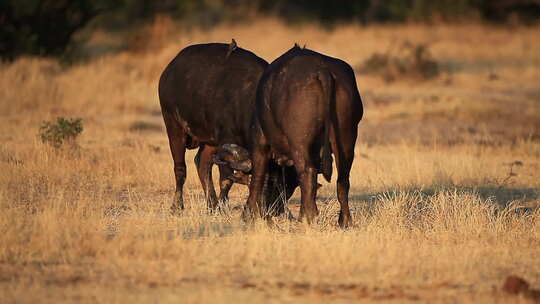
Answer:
[{"left": 1, "top": 18, "right": 540, "bottom": 303}]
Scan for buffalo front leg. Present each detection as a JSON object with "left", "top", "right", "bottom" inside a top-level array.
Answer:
[
  {"left": 163, "top": 112, "right": 188, "bottom": 213},
  {"left": 217, "top": 165, "right": 234, "bottom": 203},
  {"left": 195, "top": 145, "right": 219, "bottom": 211}
]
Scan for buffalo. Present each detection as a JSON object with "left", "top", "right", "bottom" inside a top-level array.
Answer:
[
  {"left": 242, "top": 45, "right": 364, "bottom": 228},
  {"left": 158, "top": 40, "right": 264, "bottom": 211},
  {"left": 158, "top": 40, "right": 296, "bottom": 214}
]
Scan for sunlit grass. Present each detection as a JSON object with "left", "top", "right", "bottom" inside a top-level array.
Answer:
[{"left": 1, "top": 18, "right": 539, "bottom": 303}]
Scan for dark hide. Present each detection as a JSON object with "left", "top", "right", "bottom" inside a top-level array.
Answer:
[
  {"left": 245, "top": 46, "right": 364, "bottom": 228},
  {"left": 159, "top": 42, "right": 267, "bottom": 211},
  {"left": 159, "top": 42, "right": 297, "bottom": 214}
]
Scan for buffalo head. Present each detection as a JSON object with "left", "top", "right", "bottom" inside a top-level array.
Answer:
[{"left": 214, "top": 144, "right": 252, "bottom": 173}]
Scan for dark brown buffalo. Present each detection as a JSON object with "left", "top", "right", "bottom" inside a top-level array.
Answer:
[
  {"left": 158, "top": 41, "right": 266, "bottom": 211},
  {"left": 158, "top": 41, "right": 296, "bottom": 214},
  {"left": 244, "top": 45, "right": 364, "bottom": 228}
]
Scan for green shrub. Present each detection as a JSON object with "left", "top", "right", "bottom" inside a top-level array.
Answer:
[
  {"left": 39, "top": 117, "right": 83, "bottom": 148},
  {"left": 0, "top": 1, "right": 119, "bottom": 61}
]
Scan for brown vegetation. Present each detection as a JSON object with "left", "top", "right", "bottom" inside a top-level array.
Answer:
[
  {"left": 358, "top": 41, "right": 440, "bottom": 82},
  {"left": 1, "top": 19, "right": 539, "bottom": 303},
  {"left": 503, "top": 276, "right": 540, "bottom": 301}
]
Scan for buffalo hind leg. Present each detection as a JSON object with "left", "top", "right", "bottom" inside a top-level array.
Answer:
[
  {"left": 195, "top": 145, "right": 220, "bottom": 211},
  {"left": 331, "top": 141, "right": 355, "bottom": 228},
  {"left": 337, "top": 164, "right": 353, "bottom": 228},
  {"left": 291, "top": 148, "right": 319, "bottom": 224},
  {"left": 163, "top": 112, "right": 187, "bottom": 214}
]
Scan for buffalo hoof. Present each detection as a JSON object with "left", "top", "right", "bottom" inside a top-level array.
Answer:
[
  {"left": 170, "top": 205, "right": 183, "bottom": 216},
  {"left": 170, "top": 197, "right": 184, "bottom": 215},
  {"left": 338, "top": 212, "right": 353, "bottom": 229}
]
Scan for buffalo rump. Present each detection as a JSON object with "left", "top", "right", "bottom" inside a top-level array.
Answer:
[{"left": 245, "top": 45, "right": 364, "bottom": 228}]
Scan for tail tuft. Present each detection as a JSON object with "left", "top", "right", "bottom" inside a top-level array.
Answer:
[{"left": 321, "top": 141, "right": 332, "bottom": 182}]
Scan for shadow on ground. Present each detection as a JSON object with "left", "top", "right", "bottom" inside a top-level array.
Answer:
[{"left": 314, "top": 185, "right": 540, "bottom": 210}]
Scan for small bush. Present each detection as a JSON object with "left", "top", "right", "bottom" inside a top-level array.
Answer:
[
  {"left": 39, "top": 117, "right": 83, "bottom": 148},
  {"left": 359, "top": 41, "right": 440, "bottom": 82}
]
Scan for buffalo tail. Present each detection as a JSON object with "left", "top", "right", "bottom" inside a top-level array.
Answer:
[{"left": 318, "top": 70, "right": 334, "bottom": 182}]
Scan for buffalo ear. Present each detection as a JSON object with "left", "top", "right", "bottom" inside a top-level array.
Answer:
[
  {"left": 212, "top": 155, "right": 228, "bottom": 165},
  {"left": 214, "top": 145, "right": 232, "bottom": 166}
]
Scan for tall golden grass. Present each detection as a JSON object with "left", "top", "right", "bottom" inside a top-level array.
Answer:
[{"left": 1, "top": 18, "right": 539, "bottom": 303}]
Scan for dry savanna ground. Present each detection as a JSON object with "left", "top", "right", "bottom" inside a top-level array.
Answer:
[{"left": 1, "top": 19, "right": 540, "bottom": 303}]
